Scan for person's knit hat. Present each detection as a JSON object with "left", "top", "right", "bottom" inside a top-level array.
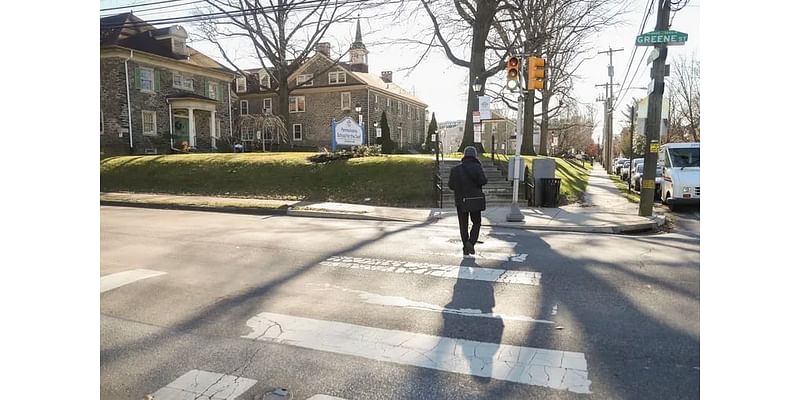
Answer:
[{"left": 464, "top": 146, "right": 478, "bottom": 158}]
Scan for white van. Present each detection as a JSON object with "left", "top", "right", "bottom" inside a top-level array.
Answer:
[{"left": 658, "top": 142, "right": 700, "bottom": 209}]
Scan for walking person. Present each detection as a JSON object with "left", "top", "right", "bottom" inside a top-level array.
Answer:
[{"left": 448, "top": 146, "right": 488, "bottom": 255}]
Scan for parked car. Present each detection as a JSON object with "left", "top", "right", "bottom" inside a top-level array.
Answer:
[
  {"left": 633, "top": 163, "right": 663, "bottom": 193},
  {"left": 614, "top": 158, "right": 629, "bottom": 175},
  {"left": 620, "top": 160, "right": 634, "bottom": 181},
  {"left": 659, "top": 142, "right": 700, "bottom": 210},
  {"left": 623, "top": 157, "right": 643, "bottom": 182}
]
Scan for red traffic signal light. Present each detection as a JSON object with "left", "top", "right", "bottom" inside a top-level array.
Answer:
[{"left": 506, "top": 56, "right": 520, "bottom": 90}]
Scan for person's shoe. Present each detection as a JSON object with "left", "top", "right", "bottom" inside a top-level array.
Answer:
[
  {"left": 463, "top": 246, "right": 470, "bottom": 256},
  {"left": 466, "top": 241, "right": 475, "bottom": 255}
]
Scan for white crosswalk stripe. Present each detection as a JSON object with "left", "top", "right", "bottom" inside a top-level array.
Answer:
[
  {"left": 320, "top": 256, "right": 541, "bottom": 285},
  {"left": 243, "top": 312, "right": 591, "bottom": 393},
  {"left": 150, "top": 369, "right": 257, "bottom": 400},
  {"left": 100, "top": 269, "right": 165, "bottom": 293}
]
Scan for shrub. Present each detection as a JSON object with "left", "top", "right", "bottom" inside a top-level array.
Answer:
[{"left": 308, "top": 145, "right": 382, "bottom": 163}]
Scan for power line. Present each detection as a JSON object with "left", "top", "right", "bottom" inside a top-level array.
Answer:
[
  {"left": 613, "top": 0, "right": 656, "bottom": 110},
  {"left": 101, "top": 0, "right": 189, "bottom": 12},
  {"left": 100, "top": 0, "right": 374, "bottom": 29},
  {"left": 101, "top": 0, "right": 204, "bottom": 17}
]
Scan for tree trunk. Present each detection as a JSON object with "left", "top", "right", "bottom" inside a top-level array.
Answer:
[
  {"left": 522, "top": 91, "right": 536, "bottom": 154},
  {"left": 458, "top": 0, "right": 496, "bottom": 153},
  {"left": 539, "top": 91, "right": 551, "bottom": 156}
]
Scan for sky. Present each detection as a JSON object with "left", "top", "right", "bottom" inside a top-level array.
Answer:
[{"left": 100, "top": 0, "right": 699, "bottom": 144}]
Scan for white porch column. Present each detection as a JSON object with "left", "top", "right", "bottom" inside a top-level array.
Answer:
[
  {"left": 188, "top": 107, "right": 196, "bottom": 147},
  {"left": 210, "top": 111, "right": 217, "bottom": 149}
]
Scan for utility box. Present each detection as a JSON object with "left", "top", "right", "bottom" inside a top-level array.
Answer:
[
  {"left": 532, "top": 159, "right": 556, "bottom": 206},
  {"left": 507, "top": 156, "right": 525, "bottom": 181}
]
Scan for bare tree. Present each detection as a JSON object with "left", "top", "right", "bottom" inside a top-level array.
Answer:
[
  {"left": 197, "top": 0, "right": 375, "bottom": 141},
  {"left": 668, "top": 53, "right": 700, "bottom": 142}
]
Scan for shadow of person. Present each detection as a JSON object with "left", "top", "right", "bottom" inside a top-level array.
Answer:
[{"left": 441, "top": 257, "right": 505, "bottom": 384}]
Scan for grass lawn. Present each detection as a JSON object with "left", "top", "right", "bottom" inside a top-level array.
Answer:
[
  {"left": 100, "top": 152, "right": 435, "bottom": 207},
  {"left": 609, "top": 175, "right": 641, "bottom": 203}
]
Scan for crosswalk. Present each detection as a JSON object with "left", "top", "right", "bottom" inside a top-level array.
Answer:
[{"left": 103, "top": 225, "right": 592, "bottom": 398}]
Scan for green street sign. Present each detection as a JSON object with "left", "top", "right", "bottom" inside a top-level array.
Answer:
[{"left": 636, "top": 30, "right": 688, "bottom": 46}]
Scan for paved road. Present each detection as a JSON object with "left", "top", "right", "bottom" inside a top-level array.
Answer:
[{"left": 101, "top": 206, "right": 699, "bottom": 399}]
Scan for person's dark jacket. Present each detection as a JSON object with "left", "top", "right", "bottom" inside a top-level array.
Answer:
[{"left": 448, "top": 156, "right": 488, "bottom": 208}]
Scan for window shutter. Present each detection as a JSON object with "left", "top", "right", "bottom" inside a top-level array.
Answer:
[
  {"left": 217, "top": 84, "right": 223, "bottom": 101},
  {"left": 134, "top": 67, "right": 141, "bottom": 89},
  {"left": 154, "top": 70, "right": 160, "bottom": 91},
  {"left": 205, "top": 82, "right": 209, "bottom": 97}
]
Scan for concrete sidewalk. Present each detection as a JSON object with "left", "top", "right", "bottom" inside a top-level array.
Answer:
[{"left": 100, "top": 164, "right": 663, "bottom": 233}]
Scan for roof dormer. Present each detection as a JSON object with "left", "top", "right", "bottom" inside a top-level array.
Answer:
[{"left": 152, "top": 25, "right": 188, "bottom": 57}]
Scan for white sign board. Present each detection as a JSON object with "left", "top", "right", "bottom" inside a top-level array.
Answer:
[
  {"left": 473, "top": 124, "right": 482, "bottom": 143},
  {"left": 335, "top": 117, "right": 363, "bottom": 146},
  {"left": 478, "top": 96, "right": 491, "bottom": 120},
  {"left": 472, "top": 111, "right": 481, "bottom": 124}
]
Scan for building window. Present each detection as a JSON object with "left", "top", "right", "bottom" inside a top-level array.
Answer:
[
  {"left": 329, "top": 71, "right": 346, "bottom": 84},
  {"left": 140, "top": 67, "right": 154, "bottom": 92},
  {"left": 263, "top": 98, "right": 272, "bottom": 114},
  {"left": 293, "top": 124, "right": 302, "bottom": 141},
  {"left": 374, "top": 94, "right": 378, "bottom": 104},
  {"left": 341, "top": 92, "right": 351, "bottom": 110},
  {"left": 172, "top": 38, "right": 187, "bottom": 55},
  {"left": 241, "top": 125, "right": 254, "bottom": 141},
  {"left": 386, "top": 97, "right": 390, "bottom": 107},
  {"left": 265, "top": 126, "right": 274, "bottom": 141},
  {"left": 297, "top": 74, "right": 313, "bottom": 87},
  {"left": 260, "top": 73, "right": 271, "bottom": 90},
  {"left": 289, "top": 96, "right": 306, "bottom": 113},
  {"left": 208, "top": 81, "right": 219, "bottom": 100},
  {"left": 172, "top": 72, "right": 193, "bottom": 91},
  {"left": 236, "top": 76, "right": 247, "bottom": 92},
  {"left": 240, "top": 100, "right": 249, "bottom": 115},
  {"left": 142, "top": 111, "right": 157, "bottom": 136}
]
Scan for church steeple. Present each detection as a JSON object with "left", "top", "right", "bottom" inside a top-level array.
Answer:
[{"left": 349, "top": 18, "right": 368, "bottom": 73}]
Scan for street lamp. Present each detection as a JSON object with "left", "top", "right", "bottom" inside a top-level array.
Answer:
[
  {"left": 472, "top": 78, "right": 483, "bottom": 95},
  {"left": 355, "top": 103, "right": 364, "bottom": 145}
]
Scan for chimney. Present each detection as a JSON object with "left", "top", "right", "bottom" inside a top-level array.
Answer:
[
  {"left": 316, "top": 42, "right": 331, "bottom": 57},
  {"left": 380, "top": 71, "right": 393, "bottom": 83}
]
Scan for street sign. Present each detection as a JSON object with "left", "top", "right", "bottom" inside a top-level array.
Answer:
[
  {"left": 472, "top": 111, "right": 481, "bottom": 124},
  {"left": 635, "top": 30, "right": 688, "bottom": 46}
]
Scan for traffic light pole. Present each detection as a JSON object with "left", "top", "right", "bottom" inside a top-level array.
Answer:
[
  {"left": 639, "top": 0, "right": 670, "bottom": 217},
  {"left": 507, "top": 58, "right": 526, "bottom": 222}
]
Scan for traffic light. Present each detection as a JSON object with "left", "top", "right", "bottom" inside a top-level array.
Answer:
[
  {"left": 528, "top": 56, "right": 545, "bottom": 90},
  {"left": 506, "top": 56, "right": 520, "bottom": 91}
]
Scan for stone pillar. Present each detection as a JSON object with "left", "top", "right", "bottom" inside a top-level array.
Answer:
[
  {"left": 188, "top": 107, "right": 196, "bottom": 147},
  {"left": 210, "top": 110, "right": 216, "bottom": 149}
]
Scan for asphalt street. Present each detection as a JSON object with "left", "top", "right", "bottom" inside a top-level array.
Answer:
[{"left": 100, "top": 206, "right": 700, "bottom": 400}]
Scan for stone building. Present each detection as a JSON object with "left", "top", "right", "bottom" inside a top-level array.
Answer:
[
  {"left": 100, "top": 13, "right": 236, "bottom": 157},
  {"left": 479, "top": 110, "right": 517, "bottom": 155},
  {"left": 233, "top": 20, "right": 428, "bottom": 151}
]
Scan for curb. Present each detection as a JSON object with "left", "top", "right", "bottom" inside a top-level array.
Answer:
[
  {"left": 285, "top": 209, "right": 419, "bottom": 223},
  {"left": 100, "top": 200, "right": 289, "bottom": 216}
]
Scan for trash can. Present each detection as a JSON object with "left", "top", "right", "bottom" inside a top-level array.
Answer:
[{"left": 540, "top": 178, "right": 561, "bottom": 207}]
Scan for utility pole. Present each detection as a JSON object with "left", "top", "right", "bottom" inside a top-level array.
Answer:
[
  {"left": 598, "top": 47, "right": 624, "bottom": 173},
  {"left": 595, "top": 84, "right": 608, "bottom": 169},
  {"left": 628, "top": 100, "right": 636, "bottom": 193},
  {"left": 639, "top": 0, "right": 671, "bottom": 217}
]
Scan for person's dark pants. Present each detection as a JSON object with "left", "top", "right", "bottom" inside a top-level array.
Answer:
[{"left": 457, "top": 207, "right": 481, "bottom": 247}]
